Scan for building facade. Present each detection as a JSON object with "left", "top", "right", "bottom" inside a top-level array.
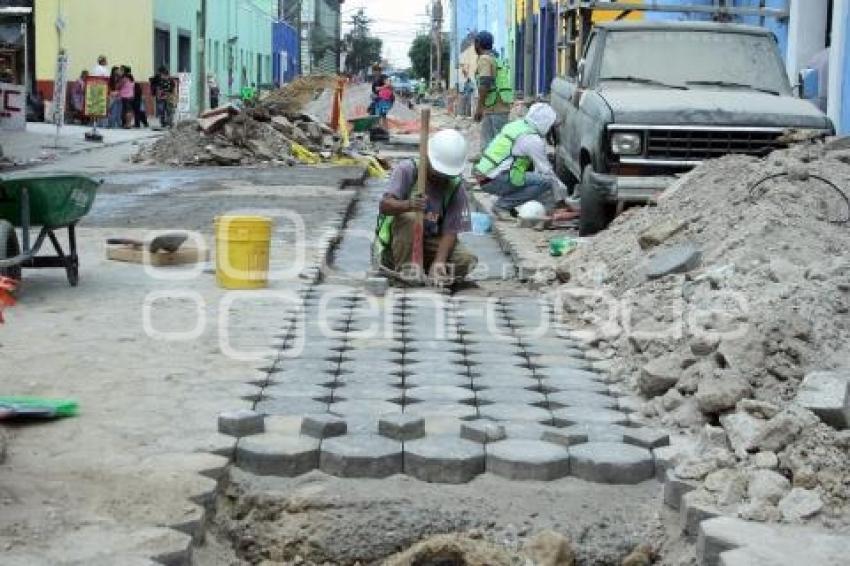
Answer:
[{"left": 298, "top": 0, "right": 343, "bottom": 75}]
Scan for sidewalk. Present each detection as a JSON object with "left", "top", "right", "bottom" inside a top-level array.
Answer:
[{"left": 1, "top": 122, "right": 160, "bottom": 170}]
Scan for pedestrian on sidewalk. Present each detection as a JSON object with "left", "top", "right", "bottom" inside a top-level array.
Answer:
[
  {"left": 70, "top": 70, "right": 88, "bottom": 124},
  {"left": 151, "top": 67, "right": 175, "bottom": 128},
  {"left": 375, "top": 76, "right": 395, "bottom": 130},
  {"left": 119, "top": 66, "right": 135, "bottom": 128},
  {"left": 375, "top": 129, "right": 478, "bottom": 286},
  {"left": 208, "top": 74, "right": 220, "bottom": 109},
  {"left": 132, "top": 74, "right": 149, "bottom": 128},
  {"left": 474, "top": 102, "right": 570, "bottom": 219},
  {"left": 474, "top": 31, "right": 513, "bottom": 151},
  {"left": 91, "top": 55, "right": 109, "bottom": 78},
  {"left": 107, "top": 66, "right": 123, "bottom": 128}
]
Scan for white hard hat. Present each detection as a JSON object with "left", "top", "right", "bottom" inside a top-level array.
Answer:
[
  {"left": 525, "top": 102, "right": 558, "bottom": 136},
  {"left": 428, "top": 129, "right": 468, "bottom": 176}
]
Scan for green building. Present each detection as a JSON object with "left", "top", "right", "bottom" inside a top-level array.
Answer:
[{"left": 152, "top": 0, "right": 274, "bottom": 113}]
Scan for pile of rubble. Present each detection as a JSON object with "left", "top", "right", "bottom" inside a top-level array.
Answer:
[
  {"left": 135, "top": 76, "right": 342, "bottom": 167},
  {"left": 558, "top": 140, "right": 850, "bottom": 528}
]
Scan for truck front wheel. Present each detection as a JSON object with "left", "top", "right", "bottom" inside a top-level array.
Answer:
[{"left": 578, "top": 167, "right": 616, "bottom": 236}]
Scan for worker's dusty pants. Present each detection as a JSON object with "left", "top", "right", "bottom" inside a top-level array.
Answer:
[
  {"left": 480, "top": 112, "right": 510, "bottom": 151},
  {"left": 482, "top": 172, "right": 555, "bottom": 211},
  {"left": 387, "top": 212, "right": 478, "bottom": 280}
]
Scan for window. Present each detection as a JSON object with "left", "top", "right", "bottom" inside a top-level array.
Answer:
[
  {"left": 178, "top": 32, "right": 191, "bottom": 72},
  {"left": 154, "top": 27, "right": 171, "bottom": 71}
]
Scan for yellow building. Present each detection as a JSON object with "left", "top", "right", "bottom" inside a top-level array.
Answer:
[{"left": 34, "top": 0, "right": 153, "bottom": 100}]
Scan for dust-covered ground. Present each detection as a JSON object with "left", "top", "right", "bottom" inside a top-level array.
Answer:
[{"left": 194, "top": 467, "right": 678, "bottom": 566}]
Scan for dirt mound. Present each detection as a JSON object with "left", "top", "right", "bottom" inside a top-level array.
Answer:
[
  {"left": 383, "top": 534, "right": 518, "bottom": 566},
  {"left": 259, "top": 75, "right": 336, "bottom": 116},
  {"left": 557, "top": 141, "right": 850, "bottom": 528}
]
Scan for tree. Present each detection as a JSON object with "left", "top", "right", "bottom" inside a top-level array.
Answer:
[
  {"left": 343, "top": 9, "right": 382, "bottom": 75},
  {"left": 408, "top": 33, "right": 449, "bottom": 83}
]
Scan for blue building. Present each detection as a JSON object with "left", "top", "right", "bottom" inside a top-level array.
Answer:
[{"left": 272, "top": 20, "right": 299, "bottom": 85}]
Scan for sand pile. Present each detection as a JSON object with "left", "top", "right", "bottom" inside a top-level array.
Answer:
[{"left": 557, "top": 140, "right": 850, "bottom": 528}]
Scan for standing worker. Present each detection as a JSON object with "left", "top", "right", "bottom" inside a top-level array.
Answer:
[
  {"left": 474, "top": 31, "right": 513, "bottom": 151},
  {"left": 474, "top": 102, "right": 570, "bottom": 218},
  {"left": 375, "top": 129, "right": 478, "bottom": 286}
]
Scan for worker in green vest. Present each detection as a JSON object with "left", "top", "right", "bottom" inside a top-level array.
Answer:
[
  {"left": 474, "top": 102, "right": 569, "bottom": 219},
  {"left": 375, "top": 129, "right": 478, "bottom": 286},
  {"left": 474, "top": 31, "right": 513, "bottom": 151}
]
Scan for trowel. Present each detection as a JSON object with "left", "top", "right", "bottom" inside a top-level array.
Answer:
[{"left": 107, "top": 232, "right": 189, "bottom": 254}]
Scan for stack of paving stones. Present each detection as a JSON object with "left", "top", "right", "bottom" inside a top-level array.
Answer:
[{"left": 224, "top": 289, "right": 669, "bottom": 485}]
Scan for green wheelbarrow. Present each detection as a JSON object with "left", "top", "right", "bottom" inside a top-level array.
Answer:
[{"left": 0, "top": 175, "right": 101, "bottom": 286}]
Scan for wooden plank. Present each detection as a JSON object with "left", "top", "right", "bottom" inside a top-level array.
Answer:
[{"left": 411, "top": 107, "right": 430, "bottom": 279}]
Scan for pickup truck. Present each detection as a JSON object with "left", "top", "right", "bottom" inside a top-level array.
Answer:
[{"left": 551, "top": 21, "right": 834, "bottom": 235}]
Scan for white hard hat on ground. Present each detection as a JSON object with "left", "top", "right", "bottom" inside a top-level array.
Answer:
[{"left": 428, "top": 129, "right": 468, "bottom": 176}]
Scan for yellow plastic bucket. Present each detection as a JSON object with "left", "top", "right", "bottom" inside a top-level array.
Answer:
[{"left": 214, "top": 215, "right": 273, "bottom": 289}]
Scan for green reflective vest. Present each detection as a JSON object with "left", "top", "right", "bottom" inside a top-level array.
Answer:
[
  {"left": 484, "top": 57, "right": 514, "bottom": 108},
  {"left": 474, "top": 119, "right": 537, "bottom": 187},
  {"left": 376, "top": 160, "right": 462, "bottom": 248}
]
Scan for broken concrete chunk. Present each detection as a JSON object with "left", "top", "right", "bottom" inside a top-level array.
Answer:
[
  {"left": 777, "top": 487, "right": 823, "bottom": 521},
  {"left": 638, "top": 217, "right": 686, "bottom": 250},
  {"left": 646, "top": 242, "right": 702, "bottom": 279},
  {"left": 719, "top": 411, "right": 764, "bottom": 457},
  {"left": 208, "top": 146, "right": 242, "bottom": 165},
  {"left": 695, "top": 374, "right": 752, "bottom": 415},
  {"left": 794, "top": 370, "right": 850, "bottom": 430},
  {"left": 737, "top": 499, "right": 782, "bottom": 522},
  {"left": 638, "top": 353, "right": 684, "bottom": 398},
  {"left": 747, "top": 469, "right": 791, "bottom": 504},
  {"left": 521, "top": 529, "right": 576, "bottom": 566},
  {"left": 752, "top": 406, "right": 818, "bottom": 452}
]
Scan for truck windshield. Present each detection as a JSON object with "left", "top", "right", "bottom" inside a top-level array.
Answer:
[{"left": 598, "top": 30, "right": 791, "bottom": 95}]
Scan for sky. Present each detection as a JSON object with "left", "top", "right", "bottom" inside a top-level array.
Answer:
[{"left": 341, "top": 0, "right": 438, "bottom": 70}]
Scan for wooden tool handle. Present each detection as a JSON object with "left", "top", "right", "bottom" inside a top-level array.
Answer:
[{"left": 411, "top": 108, "right": 430, "bottom": 275}]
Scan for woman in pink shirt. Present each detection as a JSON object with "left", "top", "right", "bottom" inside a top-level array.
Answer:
[{"left": 119, "top": 66, "right": 135, "bottom": 128}]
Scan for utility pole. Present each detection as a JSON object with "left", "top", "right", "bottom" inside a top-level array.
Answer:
[
  {"left": 434, "top": 0, "right": 443, "bottom": 91},
  {"left": 198, "top": 0, "right": 207, "bottom": 113},
  {"left": 523, "top": 0, "right": 534, "bottom": 98}
]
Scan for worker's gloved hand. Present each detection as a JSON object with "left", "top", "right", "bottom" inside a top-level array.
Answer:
[
  {"left": 407, "top": 197, "right": 427, "bottom": 213},
  {"left": 429, "top": 262, "right": 452, "bottom": 287}
]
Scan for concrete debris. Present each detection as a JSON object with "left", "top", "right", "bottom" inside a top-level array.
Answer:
[
  {"left": 747, "top": 469, "right": 791, "bottom": 504},
  {"left": 637, "top": 217, "right": 686, "bottom": 250},
  {"left": 778, "top": 487, "right": 824, "bottom": 521},
  {"left": 135, "top": 76, "right": 368, "bottom": 167},
  {"left": 795, "top": 370, "right": 850, "bottom": 429},
  {"left": 383, "top": 533, "right": 516, "bottom": 566},
  {"left": 521, "top": 529, "right": 576, "bottom": 566},
  {"left": 560, "top": 144, "right": 850, "bottom": 528}
]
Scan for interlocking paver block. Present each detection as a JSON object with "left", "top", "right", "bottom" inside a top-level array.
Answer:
[
  {"left": 263, "top": 384, "right": 334, "bottom": 401},
  {"left": 795, "top": 371, "right": 850, "bottom": 429},
  {"left": 663, "top": 469, "right": 698, "bottom": 510},
  {"left": 218, "top": 409, "right": 265, "bottom": 437},
  {"left": 541, "top": 427, "right": 588, "bottom": 447},
  {"left": 319, "top": 434, "right": 403, "bottom": 478},
  {"left": 332, "top": 385, "right": 403, "bottom": 403},
  {"left": 623, "top": 427, "right": 671, "bottom": 449},
  {"left": 539, "top": 377, "right": 609, "bottom": 395},
  {"left": 470, "top": 373, "right": 538, "bottom": 389},
  {"left": 404, "top": 436, "right": 485, "bottom": 483},
  {"left": 552, "top": 407, "right": 630, "bottom": 427},
  {"left": 569, "top": 442, "right": 654, "bottom": 484},
  {"left": 546, "top": 390, "right": 617, "bottom": 409},
  {"left": 476, "top": 387, "right": 547, "bottom": 406},
  {"left": 379, "top": 413, "right": 426, "bottom": 441},
  {"left": 479, "top": 403, "right": 553, "bottom": 424},
  {"left": 560, "top": 423, "right": 629, "bottom": 444},
  {"left": 329, "top": 400, "right": 402, "bottom": 418},
  {"left": 236, "top": 434, "right": 319, "bottom": 477},
  {"left": 256, "top": 398, "right": 328, "bottom": 417},
  {"left": 405, "top": 385, "right": 475, "bottom": 404},
  {"left": 404, "top": 402, "right": 477, "bottom": 420},
  {"left": 486, "top": 439, "right": 570, "bottom": 480},
  {"left": 460, "top": 420, "right": 507, "bottom": 443},
  {"left": 403, "top": 374, "right": 472, "bottom": 388},
  {"left": 300, "top": 413, "right": 348, "bottom": 439}
]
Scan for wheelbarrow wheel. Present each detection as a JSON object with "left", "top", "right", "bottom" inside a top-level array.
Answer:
[{"left": 0, "top": 220, "right": 22, "bottom": 281}]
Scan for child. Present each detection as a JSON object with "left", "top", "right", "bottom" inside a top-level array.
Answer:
[{"left": 376, "top": 77, "right": 394, "bottom": 130}]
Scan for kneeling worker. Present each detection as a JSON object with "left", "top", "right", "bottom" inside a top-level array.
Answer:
[
  {"left": 474, "top": 102, "right": 570, "bottom": 218},
  {"left": 376, "top": 129, "right": 478, "bottom": 285}
]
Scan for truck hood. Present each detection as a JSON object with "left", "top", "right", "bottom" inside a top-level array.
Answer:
[{"left": 599, "top": 88, "right": 831, "bottom": 129}]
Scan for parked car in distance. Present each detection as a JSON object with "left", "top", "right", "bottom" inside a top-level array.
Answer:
[
  {"left": 551, "top": 21, "right": 834, "bottom": 236},
  {"left": 391, "top": 73, "right": 413, "bottom": 96}
]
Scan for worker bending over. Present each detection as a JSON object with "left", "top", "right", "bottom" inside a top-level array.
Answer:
[
  {"left": 376, "top": 129, "right": 478, "bottom": 286},
  {"left": 474, "top": 102, "right": 570, "bottom": 218}
]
